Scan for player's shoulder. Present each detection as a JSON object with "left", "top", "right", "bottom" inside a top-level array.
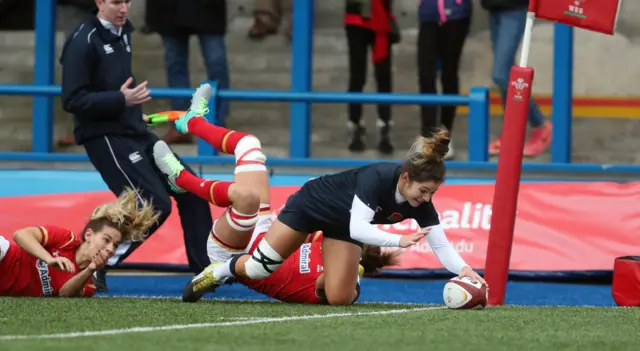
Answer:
[
  {"left": 414, "top": 201, "right": 440, "bottom": 226},
  {"left": 355, "top": 162, "right": 402, "bottom": 188},
  {"left": 38, "top": 225, "right": 79, "bottom": 249},
  {"left": 359, "top": 162, "right": 402, "bottom": 178},
  {"left": 38, "top": 225, "right": 73, "bottom": 237}
]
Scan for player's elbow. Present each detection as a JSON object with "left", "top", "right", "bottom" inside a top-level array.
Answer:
[
  {"left": 57, "top": 289, "right": 82, "bottom": 298},
  {"left": 57, "top": 290, "right": 75, "bottom": 298}
]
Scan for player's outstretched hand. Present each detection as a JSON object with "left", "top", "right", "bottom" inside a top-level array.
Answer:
[
  {"left": 48, "top": 257, "right": 76, "bottom": 274},
  {"left": 458, "top": 266, "right": 488, "bottom": 288},
  {"left": 89, "top": 250, "right": 109, "bottom": 271},
  {"left": 399, "top": 227, "right": 430, "bottom": 248},
  {"left": 121, "top": 77, "right": 152, "bottom": 106}
]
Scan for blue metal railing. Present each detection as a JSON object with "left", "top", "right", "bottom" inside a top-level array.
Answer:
[
  {"left": 0, "top": 82, "right": 491, "bottom": 162},
  {"left": 2, "top": 0, "right": 638, "bottom": 173}
]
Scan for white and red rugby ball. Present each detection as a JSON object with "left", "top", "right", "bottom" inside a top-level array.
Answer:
[{"left": 443, "top": 276, "right": 488, "bottom": 309}]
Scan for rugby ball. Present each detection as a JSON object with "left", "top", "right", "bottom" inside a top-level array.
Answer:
[{"left": 443, "top": 276, "right": 488, "bottom": 309}]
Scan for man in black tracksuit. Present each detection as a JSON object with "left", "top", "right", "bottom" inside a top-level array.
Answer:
[{"left": 60, "top": 1, "right": 213, "bottom": 291}]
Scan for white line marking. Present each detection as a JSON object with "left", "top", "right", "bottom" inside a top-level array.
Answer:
[
  {"left": 96, "top": 294, "right": 429, "bottom": 306},
  {"left": 0, "top": 306, "right": 444, "bottom": 341}
]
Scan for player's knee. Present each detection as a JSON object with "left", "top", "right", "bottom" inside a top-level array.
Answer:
[
  {"left": 325, "top": 289, "right": 357, "bottom": 306},
  {"left": 235, "top": 136, "right": 267, "bottom": 173},
  {"left": 324, "top": 280, "right": 359, "bottom": 306},
  {"left": 244, "top": 239, "right": 284, "bottom": 279},
  {"left": 229, "top": 184, "right": 260, "bottom": 212}
]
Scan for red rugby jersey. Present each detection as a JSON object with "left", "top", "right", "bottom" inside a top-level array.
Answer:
[
  {"left": 0, "top": 225, "right": 96, "bottom": 297},
  {"left": 237, "top": 232, "right": 324, "bottom": 304}
]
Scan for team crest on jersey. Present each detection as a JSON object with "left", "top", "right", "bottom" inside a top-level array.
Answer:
[{"left": 387, "top": 212, "right": 403, "bottom": 222}]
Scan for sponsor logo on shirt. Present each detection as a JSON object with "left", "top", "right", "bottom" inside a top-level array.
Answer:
[
  {"left": 36, "top": 259, "right": 53, "bottom": 296},
  {"left": 299, "top": 243, "right": 311, "bottom": 274}
]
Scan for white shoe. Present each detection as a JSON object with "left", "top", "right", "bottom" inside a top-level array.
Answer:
[{"left": 190, "top": 83, "right": 212, "bottom": 112}]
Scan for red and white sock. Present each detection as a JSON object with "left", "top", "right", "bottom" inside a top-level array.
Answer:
[
  {"left": 175, "top": 171, "right": 233, "bottom": 208},
  {"left": 186, "top": 118, "right": 250, "bottom": 154}
]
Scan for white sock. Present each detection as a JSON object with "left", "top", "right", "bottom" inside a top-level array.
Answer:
[{"left": 213, "top": 258, "right": 235, "bottom": 281}]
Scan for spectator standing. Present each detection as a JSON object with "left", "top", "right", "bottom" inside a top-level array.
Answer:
[
  {"left": 60, "top": 0, "right": 214, "bottom": 291},
  {"left": 481, "top": 0, "right": 552, "bottom": 157},
  {"left": 248, "top": 0, "right": 293, "bottom": 40},
  {"left": 145, "top": 0, "right": 230, "bottom": 144},
  {"left": 417, "top": 0, "right": 472, "bottom": 160},
  {"left": 344, "top": 0, "right": 399, "bottom": 155}
]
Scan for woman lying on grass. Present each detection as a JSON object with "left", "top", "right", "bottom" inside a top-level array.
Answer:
[{"left": 0, "top": 188, "right": 158, "bottom": 297}]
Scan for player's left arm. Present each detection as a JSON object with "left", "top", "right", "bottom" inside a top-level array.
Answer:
[
  {"left": 58, "top": 266, "right": 96, "bottom": 297},
  {"left": 417, "top": 206, "right": 487, "bottom": 285},
  {"left": 426, "top": 225, "right": 487, "bottom": 285},
  {"left": 415, "top": 206, "right": 478, "bottom": 276},
  {"left": 58, "top": 249, "right": 107, "bottom": 297},
  {"left": 423, "top": 224, "right": 469, "bottom": 274}
]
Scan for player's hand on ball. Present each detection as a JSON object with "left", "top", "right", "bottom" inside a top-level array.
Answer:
[
  {"left": 458, "top": 266, "right": 488, "bottom": 288},
  {"left": 399, "top": 228, "right": 430, "bottom": 248},
  {"left": 89, "top": 250, "right": 109, "bottom": 271},
  {"left": 48, "top": 257, "right": 76, "bottom": 274}
]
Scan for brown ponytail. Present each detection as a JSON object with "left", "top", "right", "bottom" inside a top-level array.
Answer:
[
  {"left": 401, "top": 127, "right": 450, "bottom": 182},
  {"left": 360, "top": 245, "right": 402, "bottom": 276}
]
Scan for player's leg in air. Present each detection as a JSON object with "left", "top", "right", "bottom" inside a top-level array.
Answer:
[{"left": 152, "top": 83, "right": 271, "bottom": 301}]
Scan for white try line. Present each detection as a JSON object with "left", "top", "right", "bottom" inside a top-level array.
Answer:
[
  {"left": 0, "top": 306, "right": 445, "bottom": 341},
  {"left": 96, "top": 294, "right": 428, "bottom": 306}
]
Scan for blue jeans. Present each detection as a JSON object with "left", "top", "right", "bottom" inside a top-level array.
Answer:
[
  {"left": 162, "top": 34, "right": 230, "bottom": 123},
  {"left": 489, "top": 8, "right": 545, "bottom": 128}
]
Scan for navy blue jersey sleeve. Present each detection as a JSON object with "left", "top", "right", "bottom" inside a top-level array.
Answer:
[
  {"left": 353, "top": 165, "right": 382, "bottom": 212},
  {"left": 349, "top": 165, "right": 404, "bottom": 247},
  {"left": 60, "top": 28, "right": 126, "bottom": 120},
  {"left": 414, "top": 202, "right": 441, "bottom": 228}
]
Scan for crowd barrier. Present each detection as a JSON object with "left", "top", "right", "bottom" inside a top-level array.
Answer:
[
  {"left": 0, "top": 82, "right": 491, "bottom": 163},
  {"left": 2, "top": 0, "right": 637, "bottom": 172}
]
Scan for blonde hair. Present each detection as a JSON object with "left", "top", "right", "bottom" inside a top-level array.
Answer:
[
  {"left": 402, "top": 127, "right": 450, "bottom": 182},
  {"left": 87, "top": 188, "right": 160, "bottom": 242}
]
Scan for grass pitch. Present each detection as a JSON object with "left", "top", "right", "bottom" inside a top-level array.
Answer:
[{"left": 0, "top": 297, "right": 638, "bottom": 351}]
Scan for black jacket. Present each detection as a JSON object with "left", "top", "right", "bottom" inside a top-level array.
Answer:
[
  {"left": 480, "top": 0, "right": 528, "bottom": 11},
  {"left": 145, "top": 0, "right": 227, "bottom": 36},
  {"left": 60, "top": 16, "right": 148, "bottom": 144}
]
